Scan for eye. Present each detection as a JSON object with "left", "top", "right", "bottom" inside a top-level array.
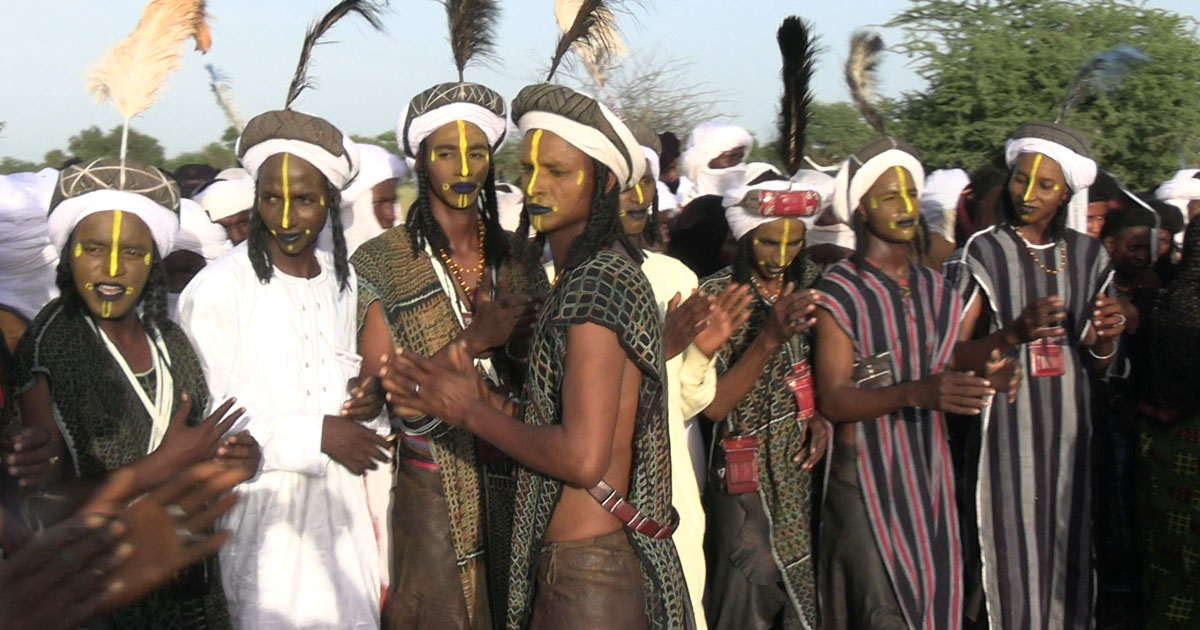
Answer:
[
  {"left": 469, "top": 151, "right": 487, "bottom": 160},
  {"left": 438, "top": 151, "right": 454, "bottom": 160},
  {"left": 84, "top": 245, "right": 104, "bottom": 255},
  {"left": 262, "top": 195, "right": 279, "bottom": 204},
  {"left": 549, "top": 168, "right": 568, "bottom": 177}
]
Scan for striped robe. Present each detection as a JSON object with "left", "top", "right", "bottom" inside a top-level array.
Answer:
[
  {"left": 817, "top": 258, "right": 964, "bottom": 630},
  {"left": 944, "top": 225, "right": 1112, "bottom": 629}
]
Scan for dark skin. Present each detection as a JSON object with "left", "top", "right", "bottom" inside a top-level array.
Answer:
[
  {"left": 216, "top": 210, "right": 251, "bottom": 246},
  {"left": 815, "top": 171, "right": 1017, "bottom": 443},
  {"left": 382, "top": 129, "right": 645, "bottom": 542},
  {"left": 0, "top": 461, "right": 249, "bottom": 630},
  {"left": 955, "top": 153, "right": 1125, "bottom": 374},
  {"left": 702, "top": 218, "right": 828, "bottom": 469},
  {"left": 371, "top": 177, "right": 399, "bottom": 228},
  {"left": 708, "top": 147, "right": 746, "bottom": 169}
]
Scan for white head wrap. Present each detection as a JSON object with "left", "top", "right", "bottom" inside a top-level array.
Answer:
[
  {"left": 656, "top": 181, "right": 678, "bottom": 213},
  {"left": 0, "top": 169, "right": 60, "bottom": 319},
  {"left": 1004, "top": 135, "right": 1097, "bottom": 234},
  {"left": 642, "top": 146, "right": 661, "bottom": 182},
  {"left": 1155, "top": 169, "right": 1200, "bottom": 216},
  {"left": 833, "top": 140, "right": 926, "bottom": 225},
  {"left": 48, "top": 190, "right": 180, "bottom": 257},
  {"left": 193, "top": 171, "right": 256, "bottom": 221},
  {"left": 921, "top": 168, "right": 969, "bottom": 242},
  {"left": 681, "top": 121, "right": 754, "bottom": 183},
  {"left": 239, "top": 137, "right": 360, "bottom": 190},
  {"left": 516, "top": 109, "right": 645, "bottom": 189},
  {"left": 399, "top": 102, "right": 508, "bottom": 159},
  {"left": 172, "top": 199, "right": 232, "bottom": 262},
  {"left": 237, "top": 110, "right": 361, "bottom": 190},
  {"left": 343, "top": 144, "right": 408, "bottom": 206},
  {"left": 723, "top": 165, "right": 830, "bottom": 240},
  {"left": 494, "top": 182, "right": 525, "bottom": 233}
]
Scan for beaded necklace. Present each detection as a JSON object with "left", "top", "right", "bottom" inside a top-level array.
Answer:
[
  {"left": 437, "top": 220, "right": 486, "bottom": 303},
  {"left": 750, "top": 274, "right": 781, "bottom": 304},
  {"left": 1015, "top": 227, "right": 1067, "bottom": 275}
]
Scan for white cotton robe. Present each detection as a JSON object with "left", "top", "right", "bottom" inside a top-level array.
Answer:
[{"left": 178, "top": 244, "right": 383, "bottom": 630}]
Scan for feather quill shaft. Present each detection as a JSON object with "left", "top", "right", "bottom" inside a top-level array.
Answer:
[
  {"left": 1055, "top": 44, "right": 1150, "bottom": 123},
  {"left": 845, "top": 30, "right": 885, "bottom": 135},
  {"left": 87, "top": 0, "right": 212, "bottom": 160},
  {"left": 777, "top": 17, "right": 817, "bottom": 176},
  {"left": 206, "top": 64, "right": 245, "bottom": 132},
  {"left": 286, "top": 0, "right": 385, "bottom": 109},
  {"left": 548, "top": 0, "right": 626, "bottom": 83},
  {"left": 443, "top": 0, "right": 500, "bottom": 83}
]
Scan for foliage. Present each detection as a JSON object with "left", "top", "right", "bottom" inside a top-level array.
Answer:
[
  {"left": 805, "top": 101, "right": 881, "bottom": 167},
  {"left": 350, "top": 130, "right": 400, "bottom": 158},
  {"left": 0, "top": 156, "right": 39, "bottom": 175},
  {"left": 64, "top": 125, "right": 166, "bottom": 166},
  {"left": 886, "top": 0, "right": 1200, "bottom": 188}
]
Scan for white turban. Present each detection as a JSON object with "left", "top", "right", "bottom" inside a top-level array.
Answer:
[
  {"left": 833, "top": 146, "right": 925, "bottom": 224},
  {"left": 1003, "top": 137, "right": 1097, "bottom": 193},
  {"left": 723, "top": 166, "right": 829, "bottom": 240},
  {"left": 399, "top": 102, "right": 508, "bottom": 160},
  {"left": 343, "top": 144, "right": 407, "bottom": 204},
  {"left": 172, "top": 199, "right": 232, "bottom": 262},
  {"left": 517, "top": 106, "right": 645, "bottom": 190},
  {"left": 681, "top": 122, "right": 754, "bottom": 183},
  {"left": 642, "top": 146, "right": 661, "bottom": 182},
  {"left": 193, "top": 173, "right": 256, "bottom": 222},
  {"left": 1155, "top": 169, "right": 1200, "bottom": 215},
  {"left": 48, "top": 189, "right": 180, "bottom": 257},
  {"left": 656, "top": 181, "right": 678, "bottom": 213},
  {"left": 239, "top": 136, "right": 361, "bottom": 191},
  {"left": 494, "top": 182, "right": 525, "bottom": 233},
  {"left": 921, "top": 168, "right": 969, "bottom": 241},
  {"left": 0, "top": 169, "right": 60, "bottom": 319}
]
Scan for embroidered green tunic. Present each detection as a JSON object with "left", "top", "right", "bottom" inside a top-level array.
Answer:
[
  {"left": 699, "top": 262, "right": 822, "bottom": 629},
  {"left": 11, "top": 298, "right": 229, "bottom": 630},
  {"left": 506, "top": 249, "right": 689, "bottom": 630}
]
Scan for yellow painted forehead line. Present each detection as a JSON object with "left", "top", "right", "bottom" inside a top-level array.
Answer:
[
  {"left": 281, "top": 153, "right": 292, "bottom": 229},
  {"left": 1022, "top": 153, "right": 1043, "bottom": 203},
  {"left": 457, "top": 120, "right": 469, "bottom": 177},
  {"left": 895, "top": 166, "right": 914, "bottom": 213},
  {"left": 525, "top": 129, "right": 544, "bottom": 197},
  {"left": 109, "top": 209, "right": 123, "bottom": 277}
]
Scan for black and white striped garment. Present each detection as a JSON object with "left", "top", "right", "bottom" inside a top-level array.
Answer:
[
  {"left": 944, "top": 225, "right": 1113, "bottom": 630},
  {"left": 818, "top": 258, "right": 964, "bottom": 630}
]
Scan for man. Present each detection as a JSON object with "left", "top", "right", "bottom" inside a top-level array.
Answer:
[
  {"left": 945, "top": 122, "right": 1127, "bottom": 629},
  {"left": 321, "top": 143, "right": 407, "bottom": 255},
  {"left": 619, "top": 121, "right": 754, "bottom": 630},
  {"left": 381, "top": 83, "right": 691, "bottom": 630},
  {"left": 179, "top": 109, "right": 390, "bottom": 630},
  {"left": 677, "top": 121, "right": 754, "bottom": 208},
  {"left": 353, "top": 80, "right": 539, "bottom": 630},
  {"left": 192, "top": 168, "right": 255, "bottom": 245},
  {"left": 815, "top": 138, "right": 1003, "bottom": 630},
  {"left": 698, "top": 164, "right": 829, "bottom": 630},
  {"left": 1155, "top": 168, "right": 1200, "bottom": 219},
  {"left": 920, "top": 168, "right": 968, "bottom": 268},
  {"left": 173, "top": 163, "right": 219, "bottom": 198},
  {"left": 165, "top": 198, "right": 231, "bottom": 319},
  {"left": 1086, "top": 171, "right": 1123, "bottom": 240}
]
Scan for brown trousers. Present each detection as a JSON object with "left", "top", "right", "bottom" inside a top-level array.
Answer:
[
  {"left": 383, "top": 457, "right": 491, "bottom": 630},
  {"left": 529, "top": 530, "right": 650, "bottom": 630}
]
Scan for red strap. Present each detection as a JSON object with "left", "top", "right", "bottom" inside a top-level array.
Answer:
[{"left": 586, "top": 479, "right": 678, "bottom": 539}]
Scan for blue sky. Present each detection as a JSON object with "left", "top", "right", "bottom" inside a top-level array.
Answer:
[{"left": 1, "top": 0, "right": 1197, "bottom": 162}]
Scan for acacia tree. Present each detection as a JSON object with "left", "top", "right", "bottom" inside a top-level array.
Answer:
[{"left": 887, "top": 0, "right": 1200, "bottom": 187}]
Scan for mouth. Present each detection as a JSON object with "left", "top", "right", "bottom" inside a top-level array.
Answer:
[
  {"left": 624, "top": 209, "right": 648, "bottom": 221},
  {"left": 94, "top": 282, "right": 127, "bottom": 302},
  {"left": 763, "top": 264, "right": 786, "bottom": 277},
  {"left": 273, "top": 230, "right": 306, "bottom": 244},
  {"left": 891, "top": 216, "right": 917, "bottom": 229},
  {"left": 450, "top": 182, "right": 478, "bottom": 194},
  {"left": 526, "top": 204, "right": 555, "bottom": 216}
]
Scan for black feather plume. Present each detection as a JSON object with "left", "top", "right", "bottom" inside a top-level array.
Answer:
[
  {"left": 547, "top": 0, "right": 623, "bottom": 82},
  {"left": 444, "top": 0, "right": 500, "bottom": 82},
  {"left": 1055, "top": 45, "right": 1150, "bottom": 123},
  {"left": 845, "top": 30, "right": 885, "bottom": 134},
  {"left": 286, "top": 0, "right": 385, "bottom": 109},
  {"left": 777, "top": 17, "right": 817, "bottom": 176}
]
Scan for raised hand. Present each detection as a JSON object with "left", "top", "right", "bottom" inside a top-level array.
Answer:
[
  {"left": 380, "top": 342, "right": 489, "bottom": 427},
  {"left": 984, "top": 348, "right": 1020, "bottom": 404},
  {"left": 693, "top": 283, "right": 754, "bottom": 357},
  {"left": 341, "top": 376, "right": 384, "bottom": 422},
  {"left": 1012, "top": 296, "right": 1067, "bottom": 343},
  {"left": 663, "top": 290, "right": 712, "bottom": 359},
  {"left": 763, "top": 284, "right": 819, "bottom": 347},
  {"left": 466, "top": 270, "right": 541, "bottom": 356},
  {"left": 1091, "top": 292, "right": 1126, "bottom": 340},
  {"left": 155, "top": 394, "right": 246, "bottom": 467},
  {"left": 2, "top": 424, "right": 62, "bottom": 489},
  {"left": 913, "top": 371, "right": 996, "bottom": 415}
]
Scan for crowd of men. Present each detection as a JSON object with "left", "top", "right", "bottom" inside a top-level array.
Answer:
[{"left": 2, "top": 4, "right": 1200, "bottom": 630}]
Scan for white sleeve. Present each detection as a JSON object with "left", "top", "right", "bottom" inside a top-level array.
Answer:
[
  {"left": 178, "top": 277, "right": 330, "bottom": 477},
  {"left": 678, "top": 344, "right": 718, "bottom": 419}
]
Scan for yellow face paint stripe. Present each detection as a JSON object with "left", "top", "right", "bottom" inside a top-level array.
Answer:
[
  {"left": 101, "top": 302, "right": 111, "bottom": 317},
  {"left": 74, "top": 242, "right": 83, "bottom": 258},
  {"left": 526, "top": 129, "right": 543, "bottom": 197},
  {"left": 457, "top": 120, "right": 469, "bottom": 177},
  {"left": 1023, "top": 154, "right": 1043, "bottom": 204},
  {"left": 635, "top": 183, "right": 644, "bottom": 205},
  {"left": 281, "top": 153, "right": 291, "bottom": 229},
  {"left": 109, "top": 210, "right": 123, "bottom": 277},
  {"left": 780, "top": 219, "right": 790, "bottom": 267},
  {"left": 576, "top": 170, "right": 584, "bottom": 186},
  {"left": 896, "top": 167, "right": 914, "bottom": 213}
]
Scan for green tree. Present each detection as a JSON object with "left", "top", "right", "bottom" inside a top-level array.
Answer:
[
  {"left": 805, "top": 102, "right": 881, "bottom": 167},
  {"left": 164, "top": 142, "right": 237, "bottom": 172},
  {"left": 63, "top": 125, "right": 166, "bottom": 166},
  {"left": 887, "top": 0, "right": 1200, "bottom": 187},
  {"left": 351, "top": 130, "right": 401, "bottom": 158},
  {"left": 0, "top": 156, "right": 39, "bottom": 175}
]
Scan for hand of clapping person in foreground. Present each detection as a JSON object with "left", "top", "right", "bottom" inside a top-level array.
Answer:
[
  {"left": 663, "top": 290, "right": 713, "bottom": 360},
  {"left": 692, "top": 283, "right": 754, "bottom": 357},
  {"left": 0, "top": 461, "right": 249, "bottom": 630}
]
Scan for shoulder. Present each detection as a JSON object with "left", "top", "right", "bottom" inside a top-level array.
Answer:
[
  {"left": 641, "top": 250, "right": 699, "bottom": 285},
  {"left": 18, "top": 299, "right": 72, "bottom": 360},
  {"left": 560, "top": 249, "right": 644, "bottom": 292},
  {"left": 698, "top": 266, "right": 734, "bottom": 293},
  {"left": 186, "top": 244, "right": 254, "bottom": 292},
  {"left": 351, "top": 226, "right": 414, "bottom": 267}
]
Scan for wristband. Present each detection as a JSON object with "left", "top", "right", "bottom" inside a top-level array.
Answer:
[{"left": 1086, "top": 344, "right": 1116, "bottom": 360}]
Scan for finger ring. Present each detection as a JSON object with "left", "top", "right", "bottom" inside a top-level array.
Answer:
[
  {"left": 174, "top": 525, "right": 205, "bottom": 546},
  {"left": 1115, "top": 314, "right": 1127, "bottom": 327},
  {"left": 164, "top": 504, "right": 186, "bottom": 520},
  {"left": 412, "top": 383, "right": 421, "bottom": 396}
]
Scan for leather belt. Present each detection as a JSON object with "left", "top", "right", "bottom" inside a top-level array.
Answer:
[{"left": 586, "top": 479, "right": 678, "bottom": 539}]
